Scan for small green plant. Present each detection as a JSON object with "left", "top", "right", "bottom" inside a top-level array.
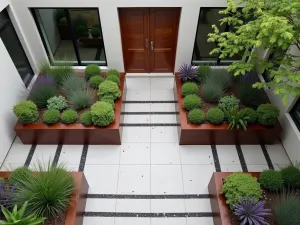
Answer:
[
  {"left": 76, "top": 25, "right": 89, "bottom": 37},
  {"left": 13, "top": 101, "right": 39, "bottom": 124},
  {"left": 196, "top": 65, "right": 211, "bottom": 83},
  {"left": 181, "top": 82, "right": 199, "bottom": 97},
  {"left": 238, "top": 83, "right": 268, "bottom": 109},
  {"left": 42, "top": 109, "right": 60, "bottom": 125},
  {"left": 224, "top": 107, "right": 250, "bottom": 130},
  {"left": 89, "top": 76, "right": 104, "bottom": 89},
  {"left": 257, "top": 104, "right": 280, "bottom": 126},
  {"left": 98, "top": 80, "right": 121, "bottom": 100},
  {"left": 107, "top": 69, "right": 120, "bottom": 77},
  {"left": 8, "top": 167, "right": 33, "bottom": 188},
  {"left": 67, "top": 88, "right": 94, "bottom": 110},
  {"left": 37, "top": 60, "right": 51, "bottom": 75},
  {"left": 280, "top": 164, "right": 300, "bottom": 189},
  {"left": 61, "top": 109, "right": 78, "bottom": 124},
  {"left": 85, "top": 65, "right": 101, "bottom": 80},
  {"left": 101, "top": 96, "right": 115, "bottom": 108},
  {"left": 47, "top": 95, "right": 67, "bottom": 111},
  {"left": 183, "top": 95, "right": 202, "bottom": 111},
  {"left": 221, "top": 173, "right": 262, "bottom": 210},
  {"left": 48, "top": 64, "right": 74, "bottom": 85},
  {"left": 90, "top": 27, "right": 101, "bottom": 38},
  {"left": 61, "top": 76, "right": 87, "bottom": 95},
  {"left": 80, "top": 111, "right": 93, "bottom": 126},
  {"left": 244, "top": 108, "right": 258, "bottom": 124},
  {"left": 106, "top": 75, "right": 120, "bottom": 86},
  {"left": 208, "top": 69, "right": 232, "bottom": 90},
  {"left": 202, "top": 80, "right": 223, "bottom": 103},
  {"left": 206, "top": 107, "right": 224, "bottom": 124},
  {"left": 91, "top": 101, "right": 115, "bottom": 126},
  {"left": 188, "top": 109, "right": 205, "bottom": 124},
  {"left": 259, "top": 169, "right": 284, "bottom": 191},
  {"left": 218, "top": 95, "right": 240, "bottom": 111}
]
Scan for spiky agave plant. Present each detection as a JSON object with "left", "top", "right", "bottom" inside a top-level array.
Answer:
[
  {"left": 234, "top": 196, "right": 271, "bottom": 225},
  {"left": 178, "top": 64, "right": 197, "bottom": 81}
]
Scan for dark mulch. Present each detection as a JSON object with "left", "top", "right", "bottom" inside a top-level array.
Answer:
[{"left": 43, "top": 212, "right": 66, "bottom": 225}]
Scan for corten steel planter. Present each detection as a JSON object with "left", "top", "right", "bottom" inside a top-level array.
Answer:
[
  {"left": 0, "top": 172, "right": 89, "bottom": 225},
  {"left": 174, "top": 73, "right": 282, "bottom": 145},
  {"left": 14, "top": 73, "right": 125, "bottom": 145},
  {"left": 208, "top": 172, "right": 260, "bottom": 225}
]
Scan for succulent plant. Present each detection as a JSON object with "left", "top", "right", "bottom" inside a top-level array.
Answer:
[{"left": 178, "top": 64, "right": 197, "bottom": 81}]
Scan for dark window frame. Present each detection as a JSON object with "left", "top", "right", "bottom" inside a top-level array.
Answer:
[{"left": 290, "top": 99, "right": 300, "bottom": 131}]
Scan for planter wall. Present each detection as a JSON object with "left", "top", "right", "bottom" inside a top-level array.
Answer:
[
  {"left": 14, "top": 73, "right": 125, "bottom": 145},
  {"left": 174, "top": 73, "right": 282, "bottom": 145}
]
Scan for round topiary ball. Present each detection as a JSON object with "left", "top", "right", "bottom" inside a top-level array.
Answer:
[
  {"left": 188, "top": 109, "right": 205, "bottom": 124},
  {"left": 90, "top": 27, "right": 100, "bottom": 38},
  {"left": 89, "top": 76, "right": 104, "bottom": 89},
  {"left": 81, "top": 111, "right": 93, "bottom": 126},
  {"left": 85, "top": 65, "right": 101, "bottom": 80},
  {"left": 207, "top": 107, "right": 224, "bottom": 124},
  {"left": 13, "top": 100, "right": 39, "bottom": 124},
  {"left": 91, "top": 101, "right": 115, "bottom": 126},
  {"left": 107, "top": 69, "right": 120, "bottom": 77},
  {"left": 106, "top": 75, "right": 120, "bottom": 86},
  {"left": 280, "top": 165, "right": 300, "bottom": 189},
  {"left": 183, "top": 95, "right": 202, "bottom": 111},
  {"left": 244, "top": 108, "right": 257, "bottom": 124},
  {"left": 42, "top": 109, "right": 60, "bottom": 125},
  {"left": 181, "top": 82, "right": 199, "bottom": 97},
  {"left": 98, "top": 80, "right": 121, "bottom": 100},
  {"left": 61, "top": 109, "right": 78, "bottom": 124},
  {"left": 257, "top": 104, "right": 280, "bottom": 126},
  {"left": 101, "top": 96, "right": 115, "bottom": 108},
  {"left": 259, "top": 169, "right": 284, "bottom": 191}
]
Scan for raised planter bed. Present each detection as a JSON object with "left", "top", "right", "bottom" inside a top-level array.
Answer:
[
  {"left": 174, "top": 73, "right": 282, "bottom": 145},
  {"left": 14, "top": 73, "right": 125, "bottom": 145},
  {"left": 0, "top": 171, "right": 88, "bottom": 225}
]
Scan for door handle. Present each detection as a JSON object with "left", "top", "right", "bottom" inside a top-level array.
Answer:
[
  {"left": 145, "top": 39, "right": 148, "bottom": 48},
  {"left": 151, "top": 41, "right": 154, "bottom": 51}
]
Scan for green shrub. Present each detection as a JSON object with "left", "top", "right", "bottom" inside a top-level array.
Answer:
[
  {"left": 67, "top": 88, "right": 94, "bottom": 110},
  {"left": 8, "top": 167, "right": 33, "bottom": 188},
  {"left": 183, "top": 95, "right": 201, "bottom": 111},
  {"left": 101, "top": 96, "right": 115, "bottom": 108},
  {"left": 257, "top": 104, "right": 280, "bottom": 126},
  {"left": 196, "top": 65, "right": 211, "bottom": 83},
  {"left": 224, "top": 107, "right": 250, "bottom": 130},
  {"left": 181, "top": 82, "right": 199, "bottom": 97},
  {"left": 89, "top": 76, "right": 104, "bottom": 89},
  {"left": 280, "top": 164, "right": 300, "bottom": 189},
  {"left": 259, "top": 169, "right": 284, "bottom": 191},
  {"left": 76, "top": 25, "right": 89, "bottom": 37},
  {"left": 13, "top": 101, "right": 39, "bottom": 124},
  {"left": 85, "top": 65, "right": 101, "bottom": 80},
  {"left": 244, "top": 108, "right": 257, "bottom": 124},
  {"left": 106, "top": 75, "right": 120, "bottom": 86},
  {"left": 61, "top": 109, "right": 78, "bottom": 124},
  {"left": 208, "top": 69, "right": 232, "bottom": 90},
  {"left": 218, "top": 95, "right": 240, "bottom": 111},
  {"left": 98, "top": 80, "right": 121, "bottom": 100},
  {"left": 47, "top": 96, "right": 67, "bottom": 111},
  {"left": 221, "top": 173, "right": 262, "bottom": 210},
  {"left": 90, "top": 27, "right": 100, "bottom": 38},
  {"left": 80, "top": 111, "right": 93, "bottom": 126},
  {"left": 37, "top": 60, "right": 51, "bottom": 75},
  {"left": 188, "top": 109, "right": 205, "bottom": 124},
  {"left": 42, "top": 109, "right": 60, "bottom": 125},
  {"left": 61, "top": 76, "right": 87, "bottom": 95},
  {"left": 206, "top": 107, "right": 224, "bottom": 124},
  {"left": 238, "top": 83, "right": 268, "bottom": 109},
  {"left": 48, "top": 65, "right": 74, "bottom": 85},
  {"left": 91, "top": 101, "right": 115, "bottom": 126},
  {"left": 202, "top": 80, "right": 223, "bottom": 103},
  {"left": 107, "top": 69, "right": 120, "bottom": 77}
]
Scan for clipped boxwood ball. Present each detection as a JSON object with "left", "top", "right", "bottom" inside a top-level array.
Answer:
[
  {"left": 91, "top": 101, "right": 115, "bottom": 126},
  {"left": 183, "top": 95, "right": 201, "bottom": 111},
  {"left": 42, "top": 109, "right": 60, "bottom": 125},
  {"left": 98, "top": 80, "right": 121, "bottom": 100},
  {"left": 81, "top": 111, "right": 93, "bottom": 126},
  {"left": 106, "top": 75, "right": 120, "bottom": 86},
  {"left": 89, "top": 76, "right": 104, "bottom": 89},
  {"left": 188, "top": 109, "right": 205, "bottom": 124},
  {"left": 107, "top": 69, "right": 120, "bottom": 77},
  {"left": 244, "top": 108, "right": 257, "bottom": 124},
  {"left": 13, "top": 100, "right": 39, "bottom": 124},
  {"left": 85, "top": 65, "right": 101, "bottom": 80},
  {"left": 61, "top": 109, "right": 78, "bottom": 124},
  {"left": 101, "top": 96, "right": 115, "bottom": 108},
  {"left": 207, "top": 107, "right": 224, "bottom": 124},
  {"left": 257, "top": 104, "right": 280, "bottom": 126},
  {"left": 181, "top": 82, "right": 199, "bottom": 97},
  {"left": 259, "top": 169, "right": 284, "bottom": 191}
]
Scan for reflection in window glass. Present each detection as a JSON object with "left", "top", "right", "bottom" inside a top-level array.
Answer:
[{"left": 291, "top": 100, "right": 300, "bottom": 131}]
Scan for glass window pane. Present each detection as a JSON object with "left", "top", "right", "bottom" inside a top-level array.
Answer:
[{"left": 291, "top": 100, "right": 300, "bottom": 131}]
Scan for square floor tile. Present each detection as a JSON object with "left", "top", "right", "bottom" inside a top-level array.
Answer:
[
  {"left": 151, "top": 78, "right": 174, "bottom": 90},
  {"left": 220, "top": 164, "right": 243, "bottom": 172},
  {"left": 116, "top": 199, "right": 150, "bottom": 212},
  {"left": 182, "top": 165, "right": 215, "bottom": 194},
  {"left": 122, "top": 127, "right": 151, "bottom": 143},
  {"left": 31, "top": 145, "right": 57, "bottom": 166},
  {"left": 126, "top": 90, "right": 150, "bottom": 101},
  {"left": 185, "top": 199, "right": 211, "bottom": 212},
  {"left": 247, "top": 164, "right": 269, "bottom": 172},
  {"left": 126, "top": 78, "right": 151, "bottom": 90},
  {"left": 63, "top": 164, "right": 79, "bottom": 172},
  {"left": 85, "top": 145, "right": 121, "bottom": 165},
  {"left": 58, "top": 145, "right": 83, "bottom": 165},
  {"left": 187, "top": 217, "right": 214, "bottom": 225},
  {"left": 241, "top": 145, "right": 267, "bottom": 165},
  {"left": 151, "top": 165, "right": 183, "bottom": 194},
  {"left": 3, "top": 137, "right": 31, "bottom": 164},
  {"left": 151, "top": 115, "right": 177, "bottom": 124},
  {"left": 124, "top": 115, "right": 150, "bottom": 124},
  {"left": 266, "top": 143, "right": 291, "bottom": 165},
  {"left": 151, "top": 103, "right": 176, "bottom": 112},
  {"left": 85, "top": 165, "right": 119, "bottom": 194},
  {"left": 117, "top": 165, "right": 150, "bottom": 194},
  {"left": 115, "top": 218, "right": 150, "bottom": 225},
  {"left": 151, "top": 90, "right": 174, "bottom": 101},
  {"left": 124, "top": 103, "right": 151, "bottom": 112},
  {"left": 179, "top": 146, "right": 213, "bottom": 165},
  {"left": 151, "top": 199, "right": 185, "bottom": 212},
  {"left": 151, "top": 143, "right": 180, "bottom": 165},
  {"left": 83, "top": 217, "right": 114, "bottom": 225},
  {"left": 151, "top": 218, "right": 186, "bottom": 225},
  {"left": 151, "top": 127, "right": 178, "bottom": 143},
  {"left": 216, "top": 145, "right": 240, "bottom": 165},
  {"left": 85, "top": 198, "right": 116, "bottom": 212},
  {"left": 120, "top": 143, "right": 150, "bottom": 165}
]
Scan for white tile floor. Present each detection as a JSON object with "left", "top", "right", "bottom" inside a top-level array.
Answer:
[{"left": 1, "top": 76, "right": 291, "bottom": 225}]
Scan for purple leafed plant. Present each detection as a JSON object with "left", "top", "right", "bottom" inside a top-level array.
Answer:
[
  {"left": 33, "top": 75, "right": 56, "bottom": 88},
  {"left": 234, "top": 196, "right": 271, "bottom": 225},
  {"left": 179, "top": 64, "right": 197, "bottom": 81},
  {"left": 0, "top": 180, "right": 16, "bottom": 210}
]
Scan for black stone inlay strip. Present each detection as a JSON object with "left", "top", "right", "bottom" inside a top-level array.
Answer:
[
  {"left": 120, "top": 123, "right": 180, "bottom": 127},
  {"left": 260, "top": 144, "right": 274, "bottom": 170},
  {"left": 52, "top": 145, "right": 62, "bottom": 167},
  {"left": 121, "top": 112, "right": 179, "bottom": 115},
  {"left": 84, "top": 212, "right": 213, "bottom": 217},
  {"left": 24, "top": 144, "right": 36, "bottom": 167},
  {"left": 87, "top": 194, "right": 210, "bottom": 199},
  {"left": 211, "top": 145, "right": 221, "bottom": 172},
  {"left": 236, "top": 145, "right": 248, "bottom": 172},
  {"left": 78, "top": 145, "right": 88, "bottom": 172},
  {"left": 123, "top": 101, "right": 178, "bottom": 103}
]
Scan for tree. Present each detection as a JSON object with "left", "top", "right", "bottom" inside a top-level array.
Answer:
[{"left": 208, "top": 0, "right": 300, "bottom": 103}]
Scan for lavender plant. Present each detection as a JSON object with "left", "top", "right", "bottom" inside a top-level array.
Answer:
[
  {"left": 0, "top": 180, "right": 16, "bottom": 210},
  {"left": 178, "top": 64, "right": 197, "bottom": 82},
  {"left": 234, "top": 196, "right": 271, "bottom": 225}
]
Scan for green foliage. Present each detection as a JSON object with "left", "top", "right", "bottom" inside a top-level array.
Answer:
[
  {"left": 224, "top": 107, "right": 250, "bottom": 130},
  {"left": 98, "top": 80, "right": 121, "bottom": 100},
  {"left": 61, "top": 76, "right": 87, "bottom": 96},
  {"left": 47, "top": 95, "right": 67, "bottom": 111},
  {"left": 89, "top": 76, "right": 104, "bottom": 89},
  {"left": 85, "top": 65, "right": 101, "bottom": 80},
  {"left": 13, "top": 101, "right": 39, "bottom": 124},
  {"left": 280, "top": 164, "right": 300, "bottom": 189},
  {"left": 206, "top": 107, "right": 224, "bottom": 124},
  {"left": 91, "top": 101, "right": 115, "bottom": 126},
  {"left": 76, "top": 25, "right": 89, "bottom": 37},
  {"left": 188, "top": 109, "right": 205, "bottom": 124},
  {"left": 218, "top": 95, "right": 240, "bottom": 111},
  {"left": 67, "top": 88, "right": 94, "bottom": 110},
  {"left": 37, "top": 60, "right": 51, "bottom": 75},
  {"left": 61, "top": 109, "right": 78, "bottom": 124},
  {"left": 202, "top": 80, "right": 223, "bottom": 103},
  {"left": 106, "top": 75, "right": 120, "bottom": 86},
  {"left": 80, "top": 111, "right": 93, "bottom": 126},
  {"left": 101, "top": 96, "right": 115, "bottom": 108},
  {"left": 259, "top": 169, "right": 284, "bottom": 191},
  {"left": 196, "top": 65, "right": 211, "bottom": 83},
  {"left": 183, "top": 95, "right": 202, "bottom": 111},
  {"left": 48, "top": 65, "right": 74, "bottom": 85},
  {"left": 221, "top": 173, "right": 262, "bottom": 210},
  {"left": 243, "top": 108, "right": 257, "bottom": 124},
  {"left": 8, "top": 167, "right": 33, "bottom": 189},
  {"left": 238, "top": 83, "right": 268, "bottom": 109},
  {"left": 181, "top": 82, "right": 199, "bottom": 97},
  {"left": 0, "top": 201, "right": 46, "bottom": 225},
  {"left": 42, "top": 109, "right": 60, "bottom": 125},
  {"left": 107, "top": 69, "right": 120, "bottom": 77},
  {"left": 208, "top": 69, "right": 232, "bottom": 90},
  {"left": 257, "top": 104, "right": 280, "bottom": 126},
  {"left": 90, "top": 27, "right": 101, "bottom": 38}
]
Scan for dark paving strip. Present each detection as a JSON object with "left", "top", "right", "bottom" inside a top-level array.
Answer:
[
  {"left": 123, "top": 101, "right": 178, "bottom": 103},
  {"left": 84, "top": 212, "right": 213, "bottom": 217},
  {"left": 120, "top": 123, "right": 180, "bottom": 127},
  {"left": 236, "top": 145, "right": 248, "bottom": 172},
  {"left": 121, "top": 112, "right": 179, "bottom": 115},
  {"left": 24, "top": 144, "right": 36, "bottom": 167},
  {"left": 260, "top": 144, "right": 274, "bottom": 170},
  {"left": 78, "top": 145, "right": 88, "bottom": 172},
  {"left": 52, "top": 145, "right": 62, "bottom": 167},
  {"left": 211, "top": 145, "right": 221, "bottom": 172},
  {"left": 87, "top": 194, "right": 210, "bottom": 199}
]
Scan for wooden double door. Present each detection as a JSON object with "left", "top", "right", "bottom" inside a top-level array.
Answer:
[{"left": 119, "top": 8, "right": 180, "bottom": 73}]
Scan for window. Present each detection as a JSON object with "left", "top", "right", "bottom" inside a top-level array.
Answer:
[
  {"left": 290, "top": 100, "right": 300, "bottom": 130},
  {"left": 31, "top": 8, "right": 107, "bottom": 66},
  {"left": 262, "top": 49, "right": 286, "bottom": 82}
]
